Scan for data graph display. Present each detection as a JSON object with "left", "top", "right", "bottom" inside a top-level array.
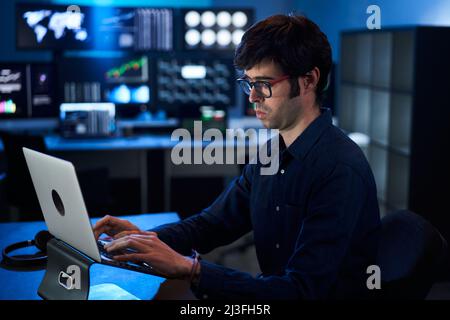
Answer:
[{"left": 105, "top": 57, "right": 148, "bottom": 83}]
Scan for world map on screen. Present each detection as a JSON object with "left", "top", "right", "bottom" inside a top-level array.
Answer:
[{"left": 22, "top": 9, "right": 88, "bottom": 43}]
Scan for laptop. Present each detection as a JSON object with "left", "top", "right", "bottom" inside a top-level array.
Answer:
[{"left": 22, "top": 147, "right": 157, "bottom": 276}]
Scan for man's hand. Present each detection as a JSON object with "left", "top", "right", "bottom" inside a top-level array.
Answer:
[
  {"left": 93, "top": 215, "right": 141, "bottom": 240},
  {"left": 104, "top": 233, "right": 194, "bottom": 280}
]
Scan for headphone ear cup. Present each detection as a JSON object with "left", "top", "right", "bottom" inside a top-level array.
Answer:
[{"left": 34, "top": 230, "right": 53, "bottom": 253}]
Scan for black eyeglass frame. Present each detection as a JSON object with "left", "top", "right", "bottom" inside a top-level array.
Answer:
[{"left": 236, "top": 75, "right": 291, "bottom": 98}]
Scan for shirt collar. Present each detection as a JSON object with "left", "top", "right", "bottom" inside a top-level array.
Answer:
[{"left": 282, "top": 107, "right": 333, "bottom": 161}]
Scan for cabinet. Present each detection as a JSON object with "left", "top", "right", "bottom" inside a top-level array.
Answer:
[{"left": 338, "top": 27, "right": 450, "bottom": 241}]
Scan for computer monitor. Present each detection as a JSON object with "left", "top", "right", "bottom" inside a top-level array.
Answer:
[
  {"left": 0, "top": 64, "right": 28, "bottom": 118},
  {"left": 58, "top": 55, "right": 152, "bottom": 118},
  {"left": 59, "top": 102, "right": 116, "bottom": 137},
  {"left": 155, "top": 54, "right": 236, "bottom": 117},
  {"left": 0, "top": 63, "right": 57, "bottom": 119},
  {"left": 16, "top": 3, "right": 91, "bottom": 50},
  {"left": 29, "top": 63, "right": 57, "bottom": 117},
  {"left": 181, "top": 8, "right": 254, "bottom": 51},
  {"left": 16, "top": 3, "right": 173, "bottom": 51}
]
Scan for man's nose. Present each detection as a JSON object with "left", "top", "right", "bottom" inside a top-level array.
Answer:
[{"left": 249, "top": 87, "right": 263, "bottom": 104}]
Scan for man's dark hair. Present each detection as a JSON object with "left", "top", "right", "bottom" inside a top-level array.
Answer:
[{"left": 234, "top": 14, "right": 332, "bottom": 105}]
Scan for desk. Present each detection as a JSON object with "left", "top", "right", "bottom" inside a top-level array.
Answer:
[
  {"left": 46, "top": 135, "right": 177, "bottom": 213},
  {"left": 0, "top": 134, "right": 249, "bottom": 214},
  {"left": 0, "top": 212, "right": 194, "bottom": 300},
  {"left": 0, "top": 134, "right": 180, "bottom": 213},
  {"left": 0, "top": 134, "right": 177, "bottom": 214}
]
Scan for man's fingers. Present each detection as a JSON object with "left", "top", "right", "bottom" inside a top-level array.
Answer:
[
  {"left": 93, "top": 215, "right": 113, "bottom": 239},
  {"left": 105, "top": 236, "right": 152, "bottom": 253},
  {"left": 93, "top": 215, "right": 111, "bottom": 230},
  {"left": 114, "top": 230, "right": 141, "bottom": 239},
  {"left": 113, "top": 231, "right": 156, "bottom": 239},
  {"left": 113, "top": 253, "right": 170, "bottom": 277},
  {"left": 113, "top": 253, "right": 148, "bottom": 263},
  {"left": 125, "top": 235, "right": 158, "bottom": 247}
]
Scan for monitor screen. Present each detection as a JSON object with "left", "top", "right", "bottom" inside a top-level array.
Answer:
[
  {"left": 0, "top": 63, "right": 58, "bottom": 118},
  {"left": 59, "top": 55, "right": 152, "bottom": 118},
  {"left": 155, "top": 55, "right": 236, "bottom": 117},
  {"left": 0, "top": 64, "right": 27, "bottom": 118},
  {"left": 181, "top": 8, "right": 253, "bottom": 51},
  {"left": 16, "top": 4, "right": 91, "bottom": 50},
  {"left": 29, "top": 63, "right": 57, "bottom": 117},
  {"left": 59, "top": 102, "right": 116, "bottom": 137},
  {"left": 16, "top": 4, "right": 173, "bottom": 51},
  {"left": 105, "top": 85, "right": 150, "bottom": 104}
]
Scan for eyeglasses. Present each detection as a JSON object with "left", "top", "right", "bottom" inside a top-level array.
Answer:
[{"left": 236, "top": 75, "right": 290, "bottom": 98}]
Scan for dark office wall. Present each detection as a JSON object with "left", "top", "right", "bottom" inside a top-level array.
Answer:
[{"left": 295, "top": 0, "right": 450, "bottom": 62}]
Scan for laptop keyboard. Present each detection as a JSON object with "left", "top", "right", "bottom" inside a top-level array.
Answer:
[
  {"left": 97, "top": 240, "right": 116, "bottom": 260},
  {"left": 97, "top": 239, "right": 154, "bottom": 274}
]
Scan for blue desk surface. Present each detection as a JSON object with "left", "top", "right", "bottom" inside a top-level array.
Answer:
[
  {"left": 45, "top": 135, "right": 177, "bottom": 151},
  {"left": 0, "top": 134, "right": 256, "bottom": 152},
  {"left": 0, "top": 212, "right": 180, "bottom": 300},
  {"left": 0, "top": 135, "right": 177, "bottom": 152}
]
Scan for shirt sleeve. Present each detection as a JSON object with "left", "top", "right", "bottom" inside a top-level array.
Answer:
[
  {"left": 150, "top": 164, "right": 254, "bottom": 256},
  {"left": 191, "top": 163, "right": 370, "bottom": 299}
]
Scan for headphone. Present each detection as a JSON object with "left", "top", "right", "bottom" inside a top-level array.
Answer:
[{"left": 2, "top": 230, "right": 54, "bottom": 268}]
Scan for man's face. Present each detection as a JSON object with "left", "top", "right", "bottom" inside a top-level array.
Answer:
[{"left": 244, "top": 60, "right": 303, "bottom": 131}]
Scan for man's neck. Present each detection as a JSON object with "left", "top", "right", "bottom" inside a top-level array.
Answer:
[{"left": 280, "top": 105, "right": 321, "bottom": 148}]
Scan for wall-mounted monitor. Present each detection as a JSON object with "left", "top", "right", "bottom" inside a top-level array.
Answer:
[
  {"left": 29, "top": 63, "right": 57, "bottom": 117},
  {"left": 59, "top": 55, "right": 152, "bottom": 118},
  {"left": 181, "top": 8, "right": 254, "bottom": 51},
  {"left": 0, "top": 64, "right": 27, "bottom": 118},
  {"left": 16, "top": 3, "right": 91, "bottom": 50},
  {"left": 59, "top": 102, "right": 116, "bottom": 137},
  {"left": 0, "top": 63, "right": 56, "bottom": 118},
  {"left": 16, "top": 3, "right": 173, "bottom": 51},
  {"left": 156, "top": 55, "right": 236, "bottom": 117}
]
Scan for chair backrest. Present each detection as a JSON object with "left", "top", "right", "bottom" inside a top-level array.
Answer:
[
  {"left": 0, "top": 130, "right": 47, "bottom": 220},
  {"left": 377, "top": 210, "right": 449, "bottom": 299}
]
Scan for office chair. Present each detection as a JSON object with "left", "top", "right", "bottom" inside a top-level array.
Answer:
[
  {"left": 0, "top": 130, "right": 113, "bottom": 221},
  {"left": 377, "top": 210, "right": 449, "bottom": 299}
]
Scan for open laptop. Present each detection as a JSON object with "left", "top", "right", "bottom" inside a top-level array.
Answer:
[{"left": 22, "top": 147, "right": 157, "bottom": 276}]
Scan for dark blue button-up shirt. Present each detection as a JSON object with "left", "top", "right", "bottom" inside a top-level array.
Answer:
[{"left": 153, "top": 108, "right": 381, "bottom": 299}]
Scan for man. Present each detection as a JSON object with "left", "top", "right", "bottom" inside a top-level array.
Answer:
[{"left": 93, "top": 14, "right": 380, "bottom": 299}]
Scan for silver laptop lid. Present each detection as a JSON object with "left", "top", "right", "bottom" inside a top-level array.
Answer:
[{"left": 23, "top": 147, "right": 101, "bottom": 262}]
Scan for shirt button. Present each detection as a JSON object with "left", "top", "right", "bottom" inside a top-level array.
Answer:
[
  {"left": 275, "top": 206, "right": 280, "bottom": 212},
  {"left": 275, "top": 243, "right": 280, "bottom": 249},
  {"left": 280, "top": 169, "right": 285, "bottom": 174}
]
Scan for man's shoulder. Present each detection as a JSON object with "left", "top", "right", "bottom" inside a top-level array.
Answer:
[{"left": 311, "top": 125, "right": 373, "bottom": 180}]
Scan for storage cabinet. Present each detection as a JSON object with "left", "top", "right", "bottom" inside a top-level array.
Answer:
[{"left": 338, "top": 27, "right": 450, "bottom": 241}]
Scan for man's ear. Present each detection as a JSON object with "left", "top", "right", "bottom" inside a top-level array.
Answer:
[{"left": 299, "top": 67, "right": 320, "bottom": 94}]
